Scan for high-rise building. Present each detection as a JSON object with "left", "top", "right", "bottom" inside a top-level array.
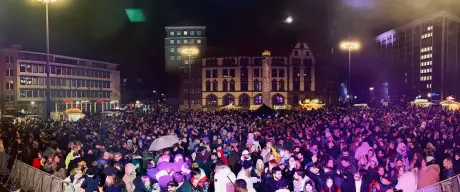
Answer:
[
  {"left": 0, "top": 45, "right": 121, "bottom": 118},
  {"left": 376, "top": 11, "right": 460, "bottom": 100},
  {"left": 164, "top": 21, "right": 206, "bottom": 109}
]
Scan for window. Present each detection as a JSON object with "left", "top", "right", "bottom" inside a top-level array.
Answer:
[
  {"left": 170, "top": 31, "right": 174, "bottom": 36},
  {"left": 212, "top": 69, "right": 218, "bottom": 78},
  {"left": 212, "top": 80, "right": 218, "bottom": 91},
  {"left": 206, "top": 70, "right": 211, "bottom": 78},
  {"left": 189, "top": 39, "right": 194, "bottom": 44},
  {"left": 184, "top": 40, "right": 188, "bottom": 44},
  {"left": 33, "top": 65, "right": 38, "bottom": 73},
  {"left": 190, "top": 89, "right": 194, "bottom": 93},
  {"left": 206, "top": 80, "right": 211, "bottom": 91},
  {"left": 184, "top": 89, "right": 188, "bottom": 93},
  {"left": 5, "top": 56, "right": 12, "bottom": 64},
  {"left": 229, "top": 69, "right": 235, "bottom": 78},
  {"left": 190, "top": 31, "right": 195, "bottom": 35},
  {"left": 254, "top": 95, "right": 262, "bottom": 105},
  {"left": 196, "top": 99, "right": 200, "bottom": 104},
  {"left": 427, "top": 84, "right": 431, "bottom": 88},
  {"left": 241, "top": 81, "right": 248, "bottom": 91},
  {"left": 170, "top": 48, "right": 175, "bottom": 52},
  {"left": 5, "top": 68, "right": 13, "bottom": 76},
  {"left": 196, "top": 78, "right": 200, "bottom": 83},
  {"left": 190, "top": 78, "right": 194, "bottom": 83},
  {"left": 170, "top": 56, "right": 175, "bottom": 60},
  {"left": 177, "top": 56, "right": 181, "bottom": 60},
  {"left": 230, "top": 80, "right": 235, "bottom": 91},
  {"left": 254, "top": 80, "right": 260, "bottom": 91},
  {"left": 39, "top": 77, "right": 45, "bottom": 85},
  {"left": 223, "top": 69, "right": 228, "bottom": 78},
  {"left": 197, "top": 39, "right": 201, "bottom": 44},
  {"left": 279, "top": 69, "right": 285, "bottom": 77},
  {"left": 39, "top": 65, "right": 44, "bottom": 73},
  {"left": 196, "top": 88, "right": 201, "bottom": 93},
  {"left": 279, "top": 80, "right": 285, "bottom": 91},
  {"left": 177, "top": 31, "right": 181, "bottom": 35},
  {"left": 184, "top": 31, "right": 188, "bottom": 35},
  {"left": 294, "top": 50, "right": 298, "bottom": 56},
  {"left": 272, "top": 80, "right": 277, "bottom": 91},
  {"left": 6, "top": 81, "right": 13, "bottom": 89},
  {"left": 177, "top": 40, "right": 181, "bottom": 44},
  {"left": 272, "top": 69, "right": 278, "bottom": 77},
  {"left": 170, "top": 40, "right": 174, "bottom": 44},
  {"left": 184, "top": 99, "right": 188, "bottom": 105},
  {"left": 254, "top": 68, "right": 260, "bottom": 77},
  {"left": 6, "top": 95, "right": 14, "bottom": 103},
  {"left": 222, "top": 80, "right": 228, "bottom": 91},
  {"left": 197, "top": 31, "right": 201, "bottom": 35}
]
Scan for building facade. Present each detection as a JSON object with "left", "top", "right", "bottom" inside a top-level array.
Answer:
[
  {"left": 376, "top": 11, "right": 460, "bottom": 100},
  {"left": 0, "top": 45, "right": 121, "bottom": 117},
  {"left": 164, "top": 21, "right": 207, "bottom": 110},
  {"left": 199, "top": 42, "right": 317, "bottom": 109}
]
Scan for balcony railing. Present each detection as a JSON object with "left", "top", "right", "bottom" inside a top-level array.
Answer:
[{"left": 416, "top": 174, "right": 460, "bottom": 192}]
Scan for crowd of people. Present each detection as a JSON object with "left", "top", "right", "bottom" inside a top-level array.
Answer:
[{"left": 0, "top": 104, "right": 459, "bottom": 192}]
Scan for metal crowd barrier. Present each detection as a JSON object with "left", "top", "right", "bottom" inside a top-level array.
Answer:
[
  {"left": 416, "top": 174, "right": 460, "bottom": 192},
  {"left": 0, "top": 152, "right": 76, "bottom": 192}
]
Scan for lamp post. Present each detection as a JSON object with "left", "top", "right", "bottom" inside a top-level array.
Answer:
[
  {"left": 340, "top": 40, "right": 360, "bottom": 100},
  {"left": 37, "top": 0, "right": 57, "bottom": 120},
  {"left": 180, "top": 47, "right": 199, "bottom": 110}
]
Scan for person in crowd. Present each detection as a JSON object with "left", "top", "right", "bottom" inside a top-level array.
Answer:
[
  {"left": 237, "top": 160, "right": 257, "bottom": 192},
  {"left": 103, "top": 174, "right": 123, "bottom": 192},
  {"left": 416, "top": 158, "right": 440, "bottom": 189},
  {"left": 174, "top": 172, "right": 193, "bottom": 192},
  {"left": 234, "top": 179, "right": 248, "bottom": 192},
  {"left": 167, "top": 181, "right": 179, "bottom": 192},
  {"left": 190, "top": 168, "right": 209, "bottom": 192},
  {"left": 81, "top": 168, "right": 100, "bottom": 192},
  {"left": 264, "top": 166, "right": 288, "bottom": 192},
  {"left": 441, "top": 157, "right": 454, "bottom": 180},
  {"left": 342, "top": 171, "right": 368, "bottom": 192}
]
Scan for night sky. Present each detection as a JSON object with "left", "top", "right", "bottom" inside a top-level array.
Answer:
[{"left": 1, "top": 0, "right": 459, "bottom": 94}]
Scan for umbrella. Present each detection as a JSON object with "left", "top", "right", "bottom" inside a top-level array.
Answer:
[
  {"left": 149, "top": 135, "right": 179, "bottom": 151},
  {"left": 43, "top": 147, "right": 56, "bottom": 157}
]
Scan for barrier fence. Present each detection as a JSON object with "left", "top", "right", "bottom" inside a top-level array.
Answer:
[
  {"left": 415, "top": 174, "right": 460, "bottom": 192},
  {"left": 0, "top": 152, "right": 75, "bottom": 192}
]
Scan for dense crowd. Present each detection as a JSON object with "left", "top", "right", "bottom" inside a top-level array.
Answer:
[{"left": 0, "top": 104, "right": 459, "bottom": 192}]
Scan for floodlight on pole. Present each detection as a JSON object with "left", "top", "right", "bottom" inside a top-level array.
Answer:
[
  {"left": 37, "top": 0, "right": 58, "bottom": 120},
  {"left": 180, "top": 47, "right": 199, "bottom": 110},
  {"left": 340, "top": 39, "right": 360, "bottom": 100}
]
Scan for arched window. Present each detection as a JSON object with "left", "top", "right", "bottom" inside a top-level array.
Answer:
[
  {"left": 272, "top": 94, "right": 285, "bottom": 105},
  {"left": 279, "top": 79, "right": 285, "bottom": 91},
  {"left": 206, "top": 94, "right": 218, "bottom": 106},
  {"left": 212, "top": 80, "right": 218, "bottom": 91},
  {"left": 223, "top": 94, "right": 235, "bottom": 106},
  {"left": 254, "top": 94, "right": 263, "bottom": 105},
  {"left": 230, "top": 79, "right": 235, "bottom": 91},
  {"left": 253, "top": 79, "right": 260, "bottom": 91},
  {"left": 205, "top": 80, "right": 211, "bottom": 91},
  {"left": 272, "top": 79, "right": 277, "bottom": 91},
  {"left": 222, "top": 80, "right": 228, "bottom": 91},
  {"left": 238, "top": 93, "right": 250, "bottom": 107}
]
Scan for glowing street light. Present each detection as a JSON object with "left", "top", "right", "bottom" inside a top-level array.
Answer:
[
  {"left": 285, "top": 16, "right": 293, "bottom": 24},
  {"left": 369, "top": 87, "right": 374, "bottom": 91},
  {"left": 37, "top": 0, "right": 58, "bottom": 119},
  {"left": 180, "top": 47, "right": 199, "bottom": 110},
  {"left": 340, "top": 39, "right": 360, "bottom": 99}
]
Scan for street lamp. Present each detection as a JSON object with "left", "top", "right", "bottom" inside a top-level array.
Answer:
[
  {"left": 340, "top": 40, "right": 360, "bottom": 99},
  {"left": 180, "top": 47, "right": 199, "bottom": 110},
  {"left": 369, "top": 87, "right": 374, "bottom": 91},
  {"left": 285, "top": 16, "right": 293, "bottom": 24},
  {"left": 37, "top": 0, "right": 57, "bottom": 120}
]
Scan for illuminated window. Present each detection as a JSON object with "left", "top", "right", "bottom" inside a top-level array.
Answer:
[
  {"left": 170, "top": 31, "right": 174, "bottom": 36},
  {"left": 185, "top": 60, "right": 189, "bottom": 64},
  {"left": 184, "top": 31, "right": 188, "bottom": 35},
  {"left": 170, "top": 48, "right": 175, "bottom": 52},
  {"left": 170, "top": 56, "right": 175, "bottom": 60},
  {"left": 429, "top": 76, "right": 432, "bottom": 80},
  {"left": 197, "top": 39, "right": 202, "bottom": 44},
  {"left": 427, "top": 26, "right": 433, "bottom": 31},
  {"left": 184, "top": 39, "right": 188, "bottom": 44},
  {"left": 177, "top": 56, "right": 181, "bottom": 60},
  {"left": 177, "top": 31, "right": 181, "bottom": 35},
  {"left": 189, "top": 39, "right": 194, "bottom": 44},
  {"left": 177, "top": 40, "right": 181, "bottom": 44},
  {"left": 190, "top": 31, "right": 195, "bottom": 35}
]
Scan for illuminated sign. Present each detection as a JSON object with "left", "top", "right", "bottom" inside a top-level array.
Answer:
[
  {"left": 96, "top": 99, "right": 105, "bottom": 103},
  {"left": 63, "top": 100, "right": 72, "bottom": 103}
]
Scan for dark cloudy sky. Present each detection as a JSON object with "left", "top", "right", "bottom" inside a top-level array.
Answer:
[{"left": 0, "top": 0, "right": 459, "bottom": 92}]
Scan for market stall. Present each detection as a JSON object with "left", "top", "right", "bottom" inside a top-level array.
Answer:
[
  {"left": 440, "top": 96, "right": 460, "bottom": 111},
  {"left": 299, "top": 99, "right": 325, "bottom": 110},
  {"left": 410, "top": 99, "right": 434, "bottom": 107}
]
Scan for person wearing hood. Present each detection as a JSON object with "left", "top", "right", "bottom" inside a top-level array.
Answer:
[
  {"left": 123, "top": 163, "right": 138, "bottom": 192},
  {"left": 354, "top": 142, "right": 371, "bottom": 161},
  {"left": 217, "top": 149, "right": 229, "bottom": 165},
  {"left": 190, "top": 168, "right": 210, "bottom": 192},
  {"left": 392, "top": 143, "right": 410, "bottom": 171}
]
